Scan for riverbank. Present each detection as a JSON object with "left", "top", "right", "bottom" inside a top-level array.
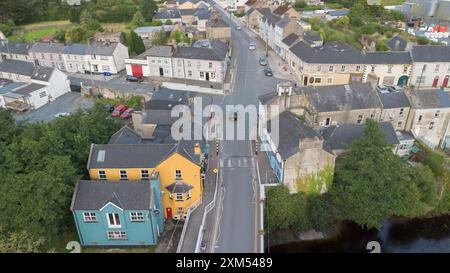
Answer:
[{"left": 268, "top": 214, "right": 450, "bottom": 253}]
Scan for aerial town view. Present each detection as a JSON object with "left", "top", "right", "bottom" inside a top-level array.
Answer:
[{"left": 0, "top": 0, "right": 449, "bottom": 268}]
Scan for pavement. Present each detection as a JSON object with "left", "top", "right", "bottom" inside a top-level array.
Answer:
[
  {"left": 14, "top": 92, "right": 94, "bottom": 123},
  {"left": 178, "top": 143, "right": 219, "bottom": 253}
]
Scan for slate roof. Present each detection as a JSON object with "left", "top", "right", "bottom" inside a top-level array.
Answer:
[
  {"left": 387, "top": 36, "right": 407, "bottom": 51},
  {"left": 276, "top": 17, "right": 291, "bottom": 28},
  {"left": 267, "top": 111, "right": 321, "bottom": 159},
  {"left": 411, "top": 45, "right": 450, "bottom": 62},
  {"left": 70, "top": 180, "right": 153, "bottom": 211},
  {"left": 0, "top": 41, "right": 30, "bottom": 55},
  {"left": 0, "top": 82, "right": 27, "bottom": 95},
  {"left": 31, "top": 66, "right": 54, "bottom": 82},
  {"left": 142, "top": 109, "right": 180, "bottom": 125},
  {"left": 12, "top": 83, "right": 46, "bottom": 96},
  {"left": 407, "top": 89, "right": 450, "bottom": 109},
  {"left": 29, "top": 42, "right": 65, "bottom": 54},
  {"left": 290, "top": 41, "right": 411, "bottom": 64},
  {"left": 165, "top": 181, "right": 194, "bottom": 193},
  {"left": 273, "top": 5, "right": 291, "bottom": 16},
  {"left": 261, "top": 9, "right": 282, "bottom": 26},
  {"left": 303, "top": 32, "right": 322, "bottom": 43},
  {"left": 321, "top": 122, "right": 399, "bottom": 151},
  {"left": 108, "top": 125, "right": 142, "bottom": 144},
  {"left": 62, "top": 43, "right": 88, "bottom": 55},
  {"left": 379, "top": 91, "right": 410, "bottom": 109},
  {"left": 145, "top": 89, "right": 189, "bottom": 109},
  {"left": 195, "top": 8, "right": 211, "bottom": 20},
  {"left": 282, "top": 33, "right": 299, "bottom": 47},
  {"left": 85, "top": 42, "right": 119, "bottom": 56},
  {"left": 180, "top": 9, "right": 196, "bottom": 16},
  {"left": 206, "top": 18, "right": 230, "bottom": 28},
  {"left": 0, "top": 59, "right": 35, "bottom": 76},
  {"left": 87, "top": 141, "right": 202, "bottom": 169},
  {"left": 173, "top": 40, "right": 228, "bottom": 61},
  {"left": 146, "top": 45, "right": 174, "bottom": 57},
  {"left": 300, "top": 83, "right": 382, "bottom": 112},
  {"left": 154, "top": 9, "right": 182, "bottom": 20},
  {"left": 363, "top": 51, "right": 411, "bottom": 64}
]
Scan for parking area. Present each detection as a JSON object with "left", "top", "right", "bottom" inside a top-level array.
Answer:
[{"left": 14, "top": 92, "right": 94, "bottom": 123}]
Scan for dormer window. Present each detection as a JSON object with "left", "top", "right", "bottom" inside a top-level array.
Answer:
[
  {"left": 120, "top": 170, "right": 128, "bottom": 180},
  {"left": 175, "top": 170, "right": 182, "bottom": 180}
]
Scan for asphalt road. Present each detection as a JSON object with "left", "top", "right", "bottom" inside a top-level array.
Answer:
[{"left": 212, "top": 3, "right": 284, "bottom": 253}]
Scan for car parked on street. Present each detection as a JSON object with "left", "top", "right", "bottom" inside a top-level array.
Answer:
[
  {"left": 264, "top": 67, "right": 273, "bottom": 77},
  {"left": 259, "top": 56, "right": 268, "bottom": 66},
  {"left": 112, "top": 104, "right": 128, "bottom": 117},
  {"left": 376, "top": 85, "right": 389, "bottom": 94},
  {"left": 120, "top": 108, "right": 134, "bottom": 119},
  {"left": 388, "top": 85, "right": 403, "bottom": 92},
  {"left": 248, "top": 43, "right": 256, "bottom": 50},
  {"left": 126, "top": 75, "right": 144, "bottom": 82},
  {"left": 235, "top": 25, "right": 241, "bottom": 30}
]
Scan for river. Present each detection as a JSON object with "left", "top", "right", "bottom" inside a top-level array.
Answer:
[{"left": 269, "top": 215, "right": 450, "bottom": 253}]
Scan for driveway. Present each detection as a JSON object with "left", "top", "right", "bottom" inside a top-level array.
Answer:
[{"left": 14, "top": 92, "right": 94, "bottom": 123}]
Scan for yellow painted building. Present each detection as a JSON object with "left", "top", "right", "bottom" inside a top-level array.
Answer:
[{"left": 87, "top": 137, "right": 204, "bottom": 220}]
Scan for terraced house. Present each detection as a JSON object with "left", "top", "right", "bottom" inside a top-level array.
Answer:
[
  {"left": 288, "top": 41, "right": 412, "bottom": 87},
  {"left": 87, "top": 130, "right": 205, "bottom": 220},
  {"left": 0, "top": 40, "right": 32, "bottom": 62},
  {"left": 410, "top": 45, "right": 450, "bottom": 89}
]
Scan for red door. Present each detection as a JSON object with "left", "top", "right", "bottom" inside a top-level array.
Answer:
[
  {"left": 432, "top": 76, "right": 439, "bottom": 88},
  {"left": 131, "top": 65, "right": 143, "bottom": 77},
  {"left": 443, "top": 76, "right": 449, "bottom": 88},
  {"left": 166, "top": 208, "right": 172, "bottom": 219}
]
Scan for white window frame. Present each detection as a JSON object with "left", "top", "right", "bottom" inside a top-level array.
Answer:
[
  {"left": 107, "top": 213, "right": 121, "bottom": 228},
  {"left": 130, "top": 212, "right": 145, "bottom": 222},
  {"left": 141, "top": 169, "right": 149, "bottom": 179},
  {"left": 98, "top": 170, "right": 107, "bottom": 180},
  {"left": 107, "top": 231, "right": 127, "bottom": 240},
  {"left": 83, "top": 212, "right": 97, "bottom": 222},
  {"left": 175, "top": 170, "right": 182, "bottom": 179},
  {"left": 120, "top": 170, "right": 128, "bottom": 180},
  {"left": 176, "top": 193, "right": 183, "bottom": 201}
]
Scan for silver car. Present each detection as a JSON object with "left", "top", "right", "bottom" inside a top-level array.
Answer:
[{"left": 248, "top": 43, "right": 256, "bottom": 50}]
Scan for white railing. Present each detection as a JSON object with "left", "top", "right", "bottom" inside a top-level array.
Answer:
[
  {"left": 176, "top": 198, "right": 202, "bottom": 253},
  {"left": 195, "top": 169, "right": 219, "bottom": 253}
]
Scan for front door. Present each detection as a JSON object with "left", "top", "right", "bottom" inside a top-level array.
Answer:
[
  {"left": 303, "top": 76, "right": 308, "bottom": 86},
  {"left": 206, "top": 72, "right": 210, "bottom": 81},
  {"left": 398, "top": 75, "right": 409, "bottom": 86},
  {"left": 443, "top": 75, "right": 449, "bottom": 88},
  {"left": 433, "top": 76, "right": 439, "bottom": 88},
  {"left": 166, "top": 208, "right": 172, "bottom": 219},
  {"left": 159, "top": 67, "right": 164, "bottom": 76}
]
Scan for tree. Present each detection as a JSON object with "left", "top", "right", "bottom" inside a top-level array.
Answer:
[
  {"left": 330, "top": 119, "right": 424, "bottom": 229},
  {"left": 151, "top": 27, "right": 168, "bottom": 45},
  {"left": 68, "top": 6, "right": 82, "bottom": 23},
  {"left": 164, "top": 19, "right": 173, "bottom": 25},
  {"left": 128, "top": 31, "right": 146, "bottom": 55},
  {"left": 0, "top": 226, "right": 45, "bottom": 253},
  {"left": 141, "top": 0, "right": 157, "bottom": 22},
  {"left": 412, "top": 165, "right": 438, "bottom": 206},
  {"left": 54, "top": 29, "right": 66, "bottom": 42},
  {"left": 131, "top": 11, "right": 145, "bottom": 28},
  {"left": 65, "top": 25, "right": 91, "bottom": 42},
  {"left": 79, "top": 9, "right": 103, "bottom": 32},
  {"left": 294, "top": 0, "right": 307, "bottom": 10}
]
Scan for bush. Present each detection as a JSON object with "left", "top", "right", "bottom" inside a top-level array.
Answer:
[{"left": 0, "top": 23, "right": 15, "bottom": 37}]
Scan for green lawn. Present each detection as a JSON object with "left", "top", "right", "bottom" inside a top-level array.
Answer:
[
  {"left": 381, "top": 0, "right": 405, "bottom": 5},
  {"left": 9, "top": 27, "right": 62, "bottom": 42}
]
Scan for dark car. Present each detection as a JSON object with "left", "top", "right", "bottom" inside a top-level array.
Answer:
[
  {"left": 264, "top": 67, "right": 273, "bottom": 76},
  {"left": 126, "top": 75, "right": 144, "bottom": 82},
  {"left": 105, "top": 104, "right": 115, "bottom": 112}
]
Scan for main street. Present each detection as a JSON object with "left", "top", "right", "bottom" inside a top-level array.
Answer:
[{"left": 210, "top": 3, "right": 286, "bottom": 253}]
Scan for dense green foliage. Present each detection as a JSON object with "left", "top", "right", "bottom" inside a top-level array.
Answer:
[
  {"left": 0, "top": 226, "right": 46, "bottom": 253},
  {"left": 127, "top": 31, "right": 146, "bottom": 56},
  {"left": 0, "top": 104, "right": 123, "bottom": 241},
  {"left": 267, "top": 120, "right": 443, "bottom": 232},
  {"left": 0, "top": 0, "right": 158, "bottom": 26}
]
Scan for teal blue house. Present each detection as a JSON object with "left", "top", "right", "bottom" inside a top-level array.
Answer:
[{"left": 70, "top": 174, "right": 164, "bottom": 246}]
